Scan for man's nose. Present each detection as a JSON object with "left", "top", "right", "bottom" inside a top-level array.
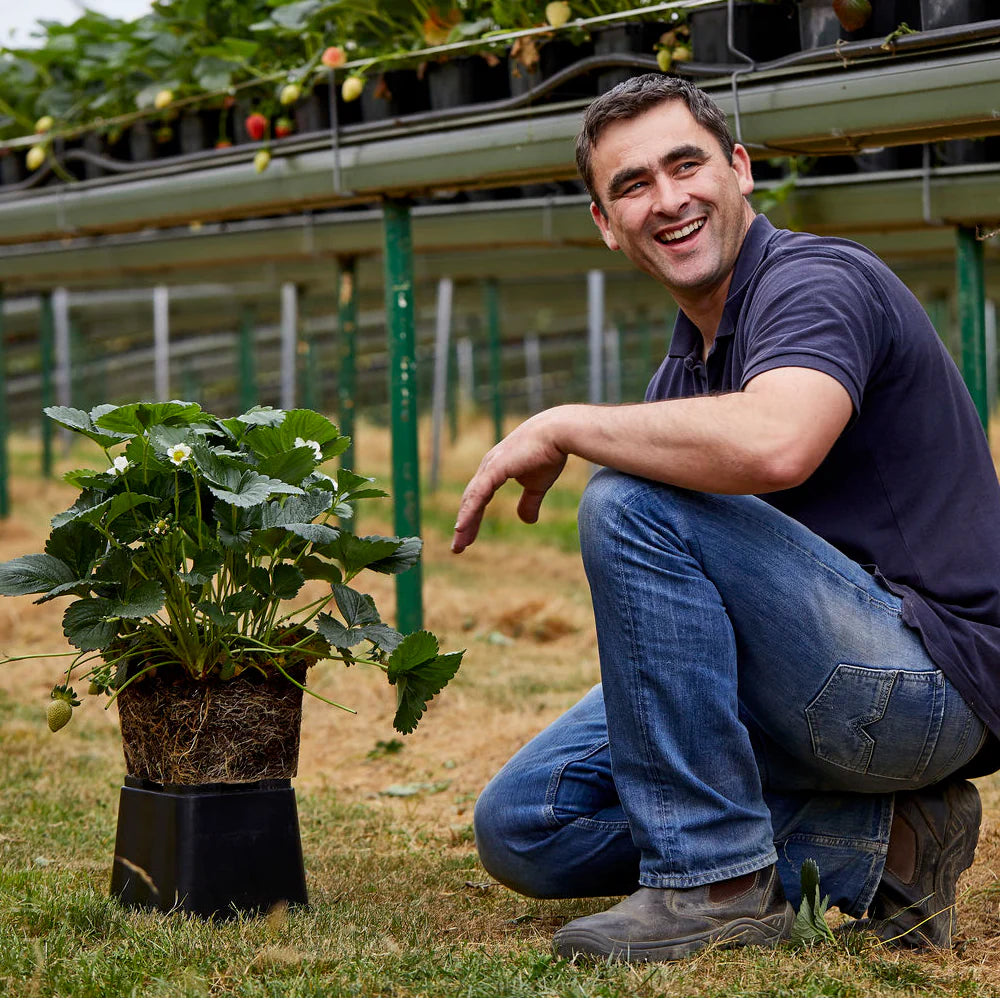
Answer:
[{"left": 650, "top": 174, "right": 688, "bottom": 216}]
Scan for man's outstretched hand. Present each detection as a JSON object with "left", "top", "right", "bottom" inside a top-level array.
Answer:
[{"left": 452, "top": 409, "right": 570, "bottom": 553}]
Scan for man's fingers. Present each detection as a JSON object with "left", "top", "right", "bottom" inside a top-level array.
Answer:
[
  {"left": 451, "top": 475, "right": 499, "bottom": 553},
  {"left": 516, "top": 488, "right": 547, "bottom": 525}
]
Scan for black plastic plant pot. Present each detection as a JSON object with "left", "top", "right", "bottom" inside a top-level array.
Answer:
[
  {"left": 593, "top": 22, "right": 670, "bottom": 94},
  {"left": 690, "top": 1, "right": 800, "bottom": 65},
  {"left": 799, "top": 0, "right": 922, "bottom": 48},
  {"left": 508, "top": 39, "right": 598, "bottom": 105},
  {"left": 359, "top": 69, "right": 430, "bottom": 123},
  {"left": 920, "top": 0, "right": 992, "bottom": 28},
  {"left": 110, "top": 776, "right": 308, "bottom": 920},
  {"left": 427, "top": 56, "right": 509, "bottom": 111}
]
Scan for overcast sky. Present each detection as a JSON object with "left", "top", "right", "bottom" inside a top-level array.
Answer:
[{"left": 0, "top": 0, "right": 153, "bottom": 47}]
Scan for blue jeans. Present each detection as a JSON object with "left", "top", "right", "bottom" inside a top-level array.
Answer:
[{"left": 474, "top": 470, "right": 987, "bottom": 916}]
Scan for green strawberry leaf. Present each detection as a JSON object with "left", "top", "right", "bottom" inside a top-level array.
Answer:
[
  {"left": 299, "top": 555, "right": 342, "bottom": 584},
  {"left": 368, "top": 536, "right": 422, "bottom": 575},
  {"left": 387, "top": 631, "right": 463, "bottom": 734},
  {"left": 94, "top": 401, "right": 204, "bottom": 435},
  {"left": 0, "top": 553, "right": 76, "bottom": 597},
  {"left": 206, "top": 471, "right": 303, "bottom": 507},
  {"left": 62, "top": 599, "right": 121, "bottom": 651},
  {"left": 257, "top": 447, "right": 318, "bottom": 486},
  {"left": 331, "top": 583, "right": 380, "bottom": 627},
  {"left": 272, "top": 563, "right": 305, "bottom": 600},
  {"left": 316, "top": 614, "right": 366, "bottom": 649},
  {"left": 44, "top": 405, "right": 132, "bottom": 448},
  {"left": 323, "top": 534, "right": 404, "bottom": 577},
  {"left": 791, "top": 858, "right": 836, "bottom": 946}
]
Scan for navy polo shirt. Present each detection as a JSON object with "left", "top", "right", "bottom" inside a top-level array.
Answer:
[{"left": 646, "top": 215, "right": 1000, "bottom": 743}]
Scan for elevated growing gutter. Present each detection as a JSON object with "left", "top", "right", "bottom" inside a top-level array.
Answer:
[{"left": 0, "top": 28, "right": 997, "bottom": 245}]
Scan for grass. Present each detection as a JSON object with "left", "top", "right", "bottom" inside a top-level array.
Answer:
[{"left": 2, "top": 416, "right": 1000, "bottom": 995}]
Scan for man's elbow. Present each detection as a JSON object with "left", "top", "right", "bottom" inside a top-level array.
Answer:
[{"left": 751, "top": 438, "right": 825, "bottom": 492}]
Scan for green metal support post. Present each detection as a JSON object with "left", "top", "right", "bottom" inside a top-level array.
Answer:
[
  {"left": 40, "top": 292, "right": 55, "bottom": 478},
  {"left": 485, "top": 278, "right": 503, "bottom": 444},
  {"left": 238, "top": 306, "right": 258, "bottom": 413},
  {"left": 0, "top": 285, "right": 8, "bottom": 517},
  {"left": 383, "top": 200, "right": 423, "bottom": 634},
  {"left": 337, "top": 257, "right": 358, "bottom": 473},
  {"left": 957, "top": 226, "right": 988, "bottom": 432}
]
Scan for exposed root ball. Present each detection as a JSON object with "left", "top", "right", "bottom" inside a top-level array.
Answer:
[{"left": 117, "top": 664, "right": 307, "bottom": 784}]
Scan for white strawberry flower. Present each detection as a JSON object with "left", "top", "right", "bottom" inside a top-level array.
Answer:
[
  {"left": 166, "top": 443, "right": 192, "bottom": 466},
  {"left": 294, "top": 436, "right": 323, "bottom": 461},
  {"left": 106, "top": 455, "right": 130, "bottom": 475}
]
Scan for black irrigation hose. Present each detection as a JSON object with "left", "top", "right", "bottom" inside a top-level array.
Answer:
[{"left": 14, "top": 18, "right": 1000, "bottom": 186}]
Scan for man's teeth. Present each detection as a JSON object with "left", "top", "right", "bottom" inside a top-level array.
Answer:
[{"left": 658, "top": 219, "right": 705, "bottom": 243}]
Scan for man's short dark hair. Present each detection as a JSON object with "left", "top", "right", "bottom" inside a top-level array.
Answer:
[{"left": 576, "top": 74, "right": 736, "bottom": 213}]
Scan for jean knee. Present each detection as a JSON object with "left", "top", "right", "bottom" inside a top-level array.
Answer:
[{"left": 472, "top": 774, "right": 558, "bottom": 898}]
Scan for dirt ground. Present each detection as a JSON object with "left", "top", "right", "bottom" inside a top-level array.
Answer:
[{"left": 3, "top": 415, "right": 1000, "bottom": 983}]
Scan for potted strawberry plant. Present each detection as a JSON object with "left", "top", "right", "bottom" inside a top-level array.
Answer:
[{"left": 0, "top": 401, "right": 463, "bottom": 918}]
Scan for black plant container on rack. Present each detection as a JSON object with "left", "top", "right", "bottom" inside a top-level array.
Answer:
[
  {"left": 508, "top": 38, "right": 598, "bottom": 105},
  {"left": 799, "top": 0, "right": 922, "bottom": 49},
  {"left": 426, "top": 55, "right": 509, "bottom": 110},
  {"left": 920, "top": 0, "right": 992, "bottom": 28},
  {"left": 592, "top": 22, "right": 670, "bottom": 93},
  {"left": 689, "top": 1, "right": 800, "bottom": 65},
  {"left": 359, "top": 69, "right": 430, "bottom": 123}
]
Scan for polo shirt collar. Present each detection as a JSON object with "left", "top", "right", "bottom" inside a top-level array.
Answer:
[{"left": 667, "top": 214, "right": 776, "bottom": 358}]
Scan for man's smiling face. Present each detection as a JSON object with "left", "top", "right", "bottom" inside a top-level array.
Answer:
[{"left": 589, "top": 99, "right": 756, "bottom": 316}]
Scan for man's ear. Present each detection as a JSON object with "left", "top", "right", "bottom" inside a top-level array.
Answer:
[
  {"left": 590, "top": 201, "right": 620, "bottom": 251},
  {"left": 732, "top": 144, "right": 755, "bottom": 197}
]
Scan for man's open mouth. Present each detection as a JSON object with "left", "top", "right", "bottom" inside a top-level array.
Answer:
[{"left": 655, "top": 218, "right": 705, "bottom": 244}]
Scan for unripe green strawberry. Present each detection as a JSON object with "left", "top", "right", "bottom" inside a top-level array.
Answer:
[
  {"left": 26, "top": 144, "right": 46, "bottom": 171},
  {"left": 656, "top": 48, "right": 672, "bottom": 72},
  {"left": 47, "top": 700, "right": 72, "bottom": 732},
  {"left": 341, "top": 76, "right": 364, "bottom": 102},
  {"left": 279, "top": 83, "right": 301, "bottom": 106},
  {"left": 254, "top": 149, "right": 271, "bottom": 173},
  {"left": 88, "top": 681, "right": 102, "bottom": 695}
]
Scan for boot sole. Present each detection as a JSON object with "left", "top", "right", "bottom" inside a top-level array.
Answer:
[{"left": 552, "top": 903, "right": 795, "bottom": 963}]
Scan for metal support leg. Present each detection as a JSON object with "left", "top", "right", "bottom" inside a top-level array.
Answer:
[
  {"left": 383, "top": 199, "right": 423, "bottom": 634},
  {"left": 485, "top": 278, "right": 503, "bottom": 444},
  {"left": 337, "top": 257, "right": 358, "bottom": 470},
  {"left": 0, "top": 286, "right": 8, "bottom": 517},
  {"left": 239, "top": 306, "right": 258, "bottom": 413},
  {"left": 957, "top": 226, "right": 988, "bottom": 432},
  {"left": 40, "top": 292, "right": 54, "bottom": 478}
]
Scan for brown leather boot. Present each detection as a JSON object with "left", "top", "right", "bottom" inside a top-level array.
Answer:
[
  {"left": 552, "top": 864, "right": 794, "bottom": 963},
  {"left": 855, "top": 778, "right": 981, "bottom": 949}
]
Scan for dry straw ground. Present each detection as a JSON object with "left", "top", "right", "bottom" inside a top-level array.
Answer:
[{"left": 3, "top": 414, "right": 1000, "bottom": 996}]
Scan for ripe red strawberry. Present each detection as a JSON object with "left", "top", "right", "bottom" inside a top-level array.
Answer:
[
  {"left": 321, "top": 45, "right": 347, "bottom": 68},
  {"left": 833, "top": 0, "right": 872, "bottom": 32},
  {"left": 244, "top": 112, "right": 268, "bottom": 142},
  {"left": 274, "top": 116, "right": 294, "bottom": 138}
]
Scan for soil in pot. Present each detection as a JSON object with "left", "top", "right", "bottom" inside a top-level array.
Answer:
[
  {"left": 116, "top": 660, "right": 308, "bottom": 784},
  {"left": 690, "top": 1, "right": 800, "bottom": 65}
]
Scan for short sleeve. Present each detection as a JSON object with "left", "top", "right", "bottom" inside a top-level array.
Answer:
[{"left": 737, "top": 251, "right": 886, "bottom": 413}]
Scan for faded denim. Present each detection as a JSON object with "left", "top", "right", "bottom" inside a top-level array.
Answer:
[{"left": 474, "top": 470, "right": 987, "bottom": 916}]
